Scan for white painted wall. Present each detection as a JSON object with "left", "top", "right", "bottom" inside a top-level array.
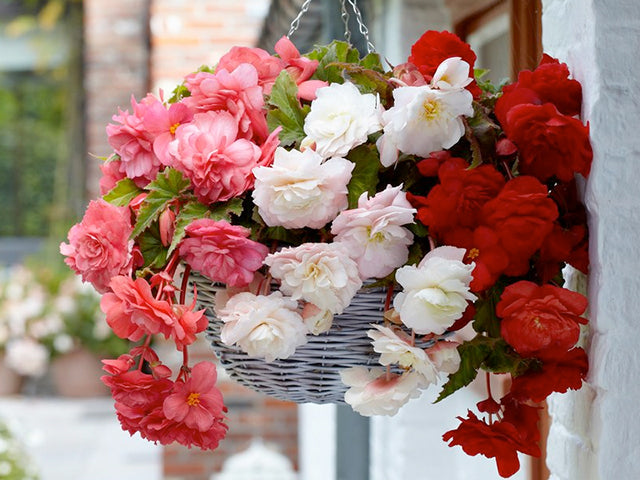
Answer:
[{"left": 542, "top": 1, "right": 640, "bottom": 479}]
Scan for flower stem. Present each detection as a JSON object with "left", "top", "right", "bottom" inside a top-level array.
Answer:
[
  {"left": 180, "top": 264, "right": 191, "bottom": 304},
  {"left": 384, "top": 284, "right": 394, "bottom": 312}
]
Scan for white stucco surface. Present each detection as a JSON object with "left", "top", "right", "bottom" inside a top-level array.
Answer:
[{"left": 543, "top": 1, "right": 640, "bottom": 478}]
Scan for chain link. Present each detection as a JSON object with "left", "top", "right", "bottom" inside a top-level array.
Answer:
[
  {"left": 287, "top": 0, "right": 376, "bottom": 54},
  {"left": 287, "top": 0, "right": 314, "bottom": 38}
]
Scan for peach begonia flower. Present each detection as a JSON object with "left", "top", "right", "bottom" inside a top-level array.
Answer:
[
  {"left": 60, "top": 199, "right": 134, "bottom": 294},
  {"left": 331, "top": 184, "right": 416, "bottom": 279},
  {"left": 179, "top": 219, "right": 269, "bottom": 288},
  {"left": 341, "top": 367, "right": 427, "bottom": 416}
]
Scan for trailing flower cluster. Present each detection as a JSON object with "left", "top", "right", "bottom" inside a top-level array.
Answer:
[{"left": 61, "top": 29, "right": 592, "bottom": 476}]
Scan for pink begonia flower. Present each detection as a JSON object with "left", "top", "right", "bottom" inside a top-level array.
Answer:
[
  {"left": 426, "top": 340, "right": 461, "bottom": 374},
  {"left": 106, "top": 94, "right": 163, "bottom": 185},
  {"left": 265, "top": 242, "right": 362, "bottom": 314},
  {"left": 367, "top": 325, "right": 439, "bottom": 384},
  {"left": 376, "top": 85, "right": 473, "bottom": 167},
  {"left": 60, "top": 199, "right": 134, "bottom": 293},
  {"left": 167, "top": 111, "right": 263, "bottom": 204},
  {"left": 252, "top": 147, "right": 354, "bottom": 229},
  {"left": 331, "top": 184, "right": 416, "bottom": 279},
  {"left": 341, "top": 367, "right": 426, "bottom": 416},
  {"left": 101, "top": 276, "right": 207, "bottom": 350},
  {"left": 183, "top": 63, "right": 269, "bottom": 142},
  {"left": 274, "top": 36, "right": 327, "bottom": 100},
  {"left": 392, "top": 62, "right": 429, "bottom": 87},
  {"left": 217, "top": 291, "right": 309, "bottom": 362},
  {"left": 163, "top": 362, "right": 226, "bottom": 431},
  {"left": 179, "top": 219, "right": 269, "bottom": 287},
  {"left": 99, "top": 159, "right": 127, "bottom": 195},
  {"left": 217, "top": 45, "right": 285, "bottom": 92},
  {"left": 143, "top": 99, "right": 194, "bottom": 165},
  {"left": 393, "top": 246, "right": 477, "bottom": 335}
]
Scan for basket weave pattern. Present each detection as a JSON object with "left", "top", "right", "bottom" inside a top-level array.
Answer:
[{"left": 189, "top": 272, "right": 391, "bottom": 404}]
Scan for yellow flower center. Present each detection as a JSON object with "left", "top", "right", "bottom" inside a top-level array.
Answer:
[
  {"left": 169, "top": 123, "right": 181, "bottom": 135},
  {"left": 367, "top": 226, "right": 386, "bottom": 243},
  {"left": 422, "top": 99, "right": 441, "bottom": 121},
  {"left": 467, "top": 248, "right": 480, "bottom": 260},
  {"left": 187, "top": 392, "right": 201, "bottom": 406}
]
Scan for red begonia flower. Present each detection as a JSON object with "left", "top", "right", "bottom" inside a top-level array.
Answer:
[{"left": 497, "top": 281, "right": 588, "bottom": 356}]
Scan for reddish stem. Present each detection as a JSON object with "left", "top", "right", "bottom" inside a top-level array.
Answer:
[
  {"left": 428, "top": 236, "right": 436, "bottom": 251},
  {"left": 486, "top": 372, "right": 494, "bottom": 424},
  {"left": 384, "top": 284, "right": 394, "bottom": 312},
  {"left": 137, "top": 335, "right": 153, "bottom": 370}
]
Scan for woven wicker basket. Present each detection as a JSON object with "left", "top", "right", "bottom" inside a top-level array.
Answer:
[{"left": 189, "top": 271, "right": 396, "bottom": 404}]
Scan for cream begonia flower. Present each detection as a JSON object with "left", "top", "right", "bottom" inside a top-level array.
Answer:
[
  {"left": 252, "top": 147, "right": 354, "bottom": 229},
  {"left": 376, "top": 85, "right": 473, "bottom": 167},
  {"left": 265, "top": 242, "right": 362, "bottom": 315},
  {"left": 303, "top": 81, "right": 382, "bottom": 158},
  {"left": 341, "top": 367, "right": 426, "bottom": 416},
  {"left": 301, "top": 303, "right": 334, "bottom": 335},
  {"left": 393, "top": 246, "right": 477, "bottom": 335},
  {"left": 426, "top": 340, "right": 462, "bottom": 374},
  {"left": 331, "top": 184, "right": 416, "bottom": 279},
  {"left": 367, "top": 324, "right": 439, "bottom": 384},
  {"left": 217, "top": 291, "right": 309, "bottom": 362}
]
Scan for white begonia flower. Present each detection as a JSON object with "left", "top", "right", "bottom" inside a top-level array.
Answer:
[
  {"left": 341, "top": 367, "right": 426, "bottom": 416},
  {"left": 265, "top": 242, "right": 362, "bottom": 315},
  {"left": 376, "top": 85, "right": 473, "bottom": 167},
  {"left": 431, "top": 57, "right": 473, "bottom": 90},
  {"left": 394, "top": 246, "right": 477, "bottom": 335},
  {"left": 331, "top": 184, "right": 416, "bottom": 279},
  {"left": 301, "top": 303, "right": 334, "bottom": 335},
  {"left": 5, "top": 337, "right": 49, "bottom": 377},
  {"left": 53, "top": 334, "right": 75, "bottom": 354},
  {"left": 252, "top": 147, "right": 354, "bottom": 229},
  {"left": 303, "top": 81, "right": 382, "bottom": 158},
  {"left": 426, "top": 340, "right": 461, "bottom": 374},
  {"left": 367, "top": 324, "right": 439, "bottom": 383},
  {"left": 217, "top": 291, "right": 309, "bottom": 362}
]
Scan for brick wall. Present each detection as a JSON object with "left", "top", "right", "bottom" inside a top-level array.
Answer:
[
  {"left": 149, "top": 0, "right": 270, "bottom": 94},
  {"left": 83, "top": 0, "right": 150, "bottom": 198}
]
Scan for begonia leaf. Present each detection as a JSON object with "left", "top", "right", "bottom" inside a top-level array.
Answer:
[
  {"left": 103, "top": 178, "right": 142, "bottom": 207},
  {"left": 131, "top": 168, "right": 190, "bottom": 239},
  {"left": 306, "top": 41, "right": 362, "bottom": 83},
  {"left": 436, "top": 336, "right": 493, "bottom": 402},
  {"left": 267, "top": 71, "right": 309, "bottom": 146},
  {"left": 340, "top": 65, "right": 394, "bottom": 107},
  {"left": 473, "top": 287, "right": 503, "bottom": 338},
  {"left": 138, "top": 224, "right": 168, "bottom": 269},
  {"left": 346, "top": 144, "right": 381, "bottom": 208}
]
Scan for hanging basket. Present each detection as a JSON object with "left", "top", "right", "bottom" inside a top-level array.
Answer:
[{"left": 190, "top": 271, "right": 400, "bottom": 404}]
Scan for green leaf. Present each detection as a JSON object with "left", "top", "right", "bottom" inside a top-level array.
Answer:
[
  {"left": 483, "top": 339, "right": 532, "bottom": 375},
  {"left": 472, "top": 286, "right": 503, "bottom": 338},
  {"left": 307, "top": 41, "right": 363, "bottom": 83},
  {"left": 435, "top": 336, "right": 493, "bottom": 402},
  {"left": 138, "top": 225, "right": 168, "bottom": 269},
  {"left": 359, "top": 52, "right": 385, "bottom": 72},
  {"left": 103, "top": 178, "right": 142, "bottom": 207},
  {"left": 346, "top": 144, "right": 381, "bottom": 208},
  {"left": 131, "top": 168, "right": 190, "bottom": 239},
  {"left": 263, "top": 226, "right": 300, "bottom": 244},
  {"left": 339, "top": 65, "right": 394, "bottom": 106},
  {"left": 266, "top": 71, "right": 308, "bottom": 146},
  {"left": 210, "top": 197, "right": 244, "bottom": 221},
  {"left": 168, "top": 84, "right": 191, "bottom": 103},
  {"left": 168, "top": 200, "right": 211, "bottom": 255}
]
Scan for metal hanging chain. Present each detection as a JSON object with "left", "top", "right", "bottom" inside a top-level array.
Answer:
[
  {"left": 340, "top": 0, "right": 352, "bottom": 45},
  {"left": 287, "top": 0, "right": 376, "bottom": 54},
  {"left": 287, "top": 0, "right": 314, "bottom": 38},
  {"left": 346, "top": 0, "right": 376, "bottom": 54}
]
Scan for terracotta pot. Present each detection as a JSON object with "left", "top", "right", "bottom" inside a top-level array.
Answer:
[
  {"left": 0, "top": 355, "right": 23, "bottom": 395},
  {"left": 50, "top": 348, "right": 109, "bottom": 397}
]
